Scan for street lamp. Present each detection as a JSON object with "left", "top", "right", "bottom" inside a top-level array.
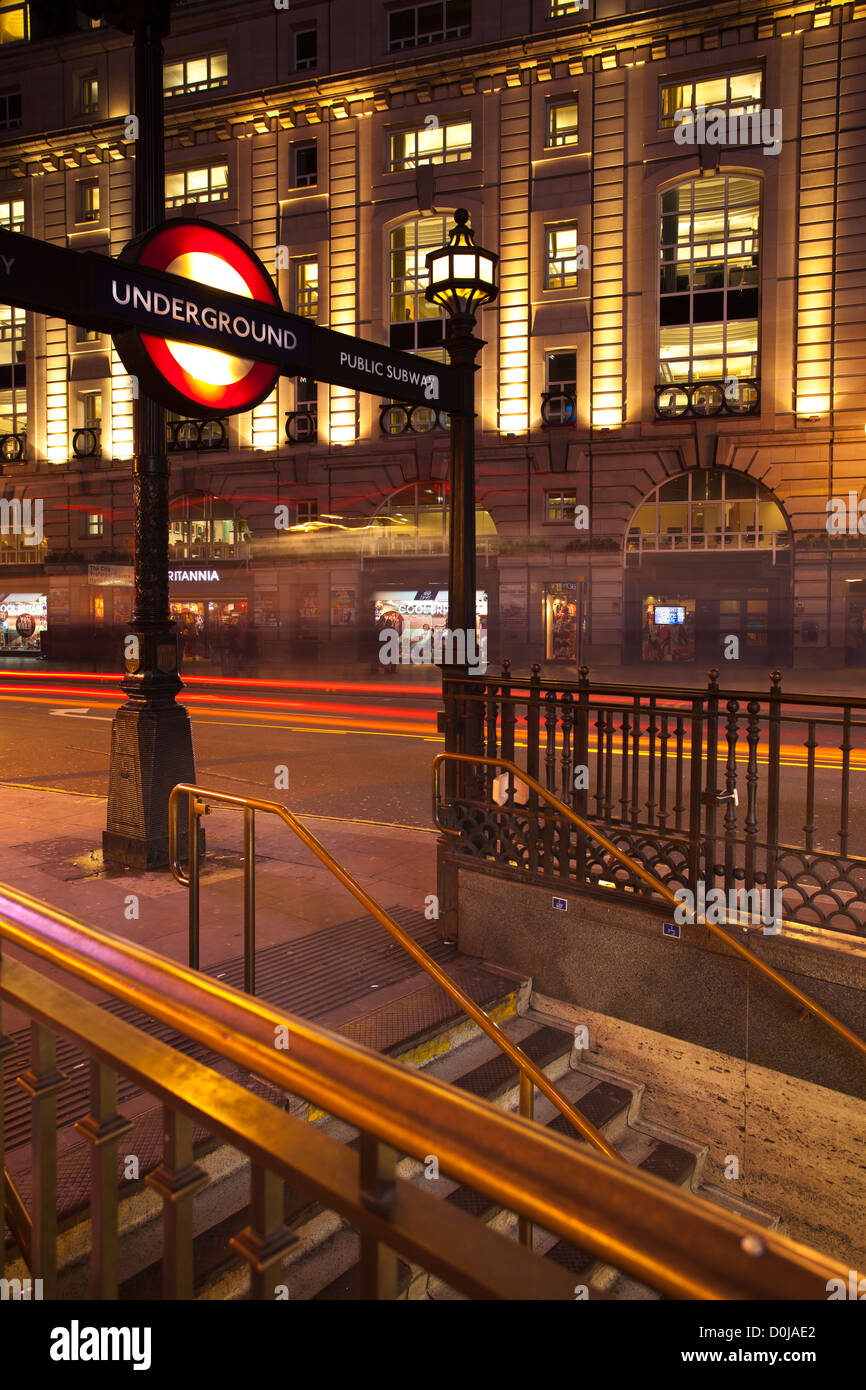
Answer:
[
  {"left": 425, "top": 209, "right": 498, "bottom": 672},
  {"left": 426, "top": 209, "right": 497, "bottom": 945}
]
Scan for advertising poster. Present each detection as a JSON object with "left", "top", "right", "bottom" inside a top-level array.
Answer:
[{"left": 330, "top": 586, "right": 357, "bottom": 627}]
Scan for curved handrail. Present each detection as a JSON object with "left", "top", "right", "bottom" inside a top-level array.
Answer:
[
  {"left": 167, "top": 783, "right": 622, "bottom": 1161},
  {"left": 433, "top": 753, "right": 866, "bottom": 1064},
  {"left": 0, "top": 879, "right": 855, "bottom": 1300}
]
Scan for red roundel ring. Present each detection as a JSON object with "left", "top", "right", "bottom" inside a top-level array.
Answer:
[{"left": 115, "top": 220, "right": 281, "bottom": 416}]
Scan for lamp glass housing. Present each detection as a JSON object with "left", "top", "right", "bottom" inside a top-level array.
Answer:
[{"left": 425, "top": 208, "right": 498, "bottom": 318}]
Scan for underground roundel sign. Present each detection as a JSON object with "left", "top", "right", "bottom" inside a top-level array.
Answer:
[{"left": 113, "top": 220, "right": 281, "bottom": 416}]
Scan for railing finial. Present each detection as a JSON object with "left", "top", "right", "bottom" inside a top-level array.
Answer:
[
  {"left": 770, "top": 669, "right": 782, "bottom": 694},
  {"left": 707, "top": 667, "right": 720, "bottom": 692}
]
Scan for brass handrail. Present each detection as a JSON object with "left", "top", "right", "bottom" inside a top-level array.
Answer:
[
  {"left": 433, "top": 753, "right": 866, "bottom": 1064},
  {"left": 167, "top": 783, "right": 621, "bottom": 1166},
  {"left": 0, "top": 881, "right": 857, "bottom": 1300}
]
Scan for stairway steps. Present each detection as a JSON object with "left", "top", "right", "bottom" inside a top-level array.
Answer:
[{"left": 449, "top": 1025, "right": 570, "bottom": 1101}]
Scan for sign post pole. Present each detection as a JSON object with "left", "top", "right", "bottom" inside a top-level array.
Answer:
[{"left": 98, "top": 0, "right": 199, "bottom": 870}]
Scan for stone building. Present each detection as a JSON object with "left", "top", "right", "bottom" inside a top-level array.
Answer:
[{"left": 0, "top": 0, "right": 863, "bottom": 672}]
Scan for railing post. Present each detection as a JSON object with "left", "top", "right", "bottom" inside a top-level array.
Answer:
[
  {"left": 244, "top": 805, "right": 256, "bottom": 995},
  {"left": 744, "top": 699, "right": 761, "bottom": 891},
  {"left": 230, "top": 1165, "right": 296, "bottom": 1300},
  {"left": 766, "top": 671, "right": 783, "bottom": 906},
  {"left": 723, "top": 699, "right": 740, "bottom": 902},
  {"left": 74, "top": 1063, "right": 133, "bottom": 1300},
  {"left": 358, "top": 1131, "right": 399, "bottom": 1299},
  {"left": 146, "top": 1107, "right": 208, "bottom": 1300},
  {"left": 702, "top": 669, "right": 721, "bottom": 893},
  {"left": 188, "top": 790, "right": 201, "bottom": 970},
  {"left": 18, "top": 1024, "right": 67, "bottom": 1298},
  {"left": 518, "top": 1072, "right": 534, "bottom": 1249},
  {"left": 0, "top": 1010, "right": 13, "bottom": 1281}
]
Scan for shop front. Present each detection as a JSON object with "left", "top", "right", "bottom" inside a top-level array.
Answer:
[
  {"left": 624, "top": 557, "right": 793, "bottom": 667},
  {"left": 371, "top": 587, "right": 489, "bottom": 669},
  {"left": 0, "top": 591, "right": 46, "bottom": 657},
  {"left": 542, "top": 580, "right": 586, "bottom": 664},
  {"left": 168, "top": 566, "right": 251, "bottom": 667}
]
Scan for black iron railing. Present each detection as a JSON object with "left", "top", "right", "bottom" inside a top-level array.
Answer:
[
  {"left": 285, "top": 408, "right": 317, "bottom": 443},
  {"left": 71, "top": 426, "right": 101, "bottom": 459},
  {"left": 0, "top": 432, "right": 25, "bottom": 462},
  {"left": 166, "top": 418, "right": 228, "bottom": 451},
  {"left": 379, "top": 402, "right": 450, "bottom": 435},
  {"left": 655, "top": 380, "right": 760, "bottom": 418},
  {"left": 437, "top": 663, "right": 866, "bottom": 936}
]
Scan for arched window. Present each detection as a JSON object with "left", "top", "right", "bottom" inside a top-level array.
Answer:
[
  {"left": 626, "top": 469, "right": 789, "bottom": 554},
  {"left": 365, "top": 482, "right": 497, "bottom": 554},
  {"left": 658, "top": 175, "right": 760, "bottom": 412},
  {"left": 389, "top": 216, "right": 448, "bottom": 353},
  {"left": 168, "top": 493, "right": 251, "bottom": 560}
]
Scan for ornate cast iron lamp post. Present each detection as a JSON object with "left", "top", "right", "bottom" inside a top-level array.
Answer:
[{"left": 87, "top": 0, "right": 198, "bottom": 868}]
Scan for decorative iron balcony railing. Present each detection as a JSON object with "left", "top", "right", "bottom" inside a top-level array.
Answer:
[
  {"left": 0, "top": 432, "right": 25, "bottom": 462},
  {"left": 166, "top": 418, "right": 229, "bottom": 451},
  {"left": 71, "top": 426, "right": 101, "bottom": 459},
  {"left": 655, "top": 380, "right": 760, "bottom": 419},
  {"left": 284, "top": 409, "right": 317, "bottom": 444},
  {"left": 379, "top": 402, "right": 450, "bottom": 435}
]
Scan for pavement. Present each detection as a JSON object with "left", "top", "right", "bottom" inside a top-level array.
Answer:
[{"left": 0, "top": 782, "right": 441, "bottom": 1036}]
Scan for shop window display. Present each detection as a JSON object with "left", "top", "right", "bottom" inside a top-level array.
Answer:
[{"left": 641, "top": 595, "right": 695, "bottom": 662}]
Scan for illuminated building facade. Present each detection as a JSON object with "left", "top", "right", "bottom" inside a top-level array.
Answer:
[{"left": 0, "top": 0, "right": 863, "bottom": 670}]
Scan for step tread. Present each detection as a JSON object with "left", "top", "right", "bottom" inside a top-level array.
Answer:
[
  {"left": 450, "top": 1025, "right": 571, "bottom": 1100},
  {"left": 314, "top": 1258, "right": 413, "bottom": 1300}
]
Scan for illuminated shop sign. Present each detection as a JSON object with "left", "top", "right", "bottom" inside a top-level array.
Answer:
[{"left": 169, "top": 569, "right": 221, "bottom": 583}]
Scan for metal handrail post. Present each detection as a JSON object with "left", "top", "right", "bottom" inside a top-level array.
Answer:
[
  {"left": 244, "top": 806, "right": 256, "bottom": 996},
  {"left": 188, "top": 791, "right": 200, "bottom": 972}
]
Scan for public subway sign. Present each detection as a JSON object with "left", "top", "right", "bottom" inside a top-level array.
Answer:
[{"left": 0, "top": 221, "right": 468, "bottom": 415}]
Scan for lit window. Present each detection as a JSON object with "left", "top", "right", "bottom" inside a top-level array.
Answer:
[
  {"left": 87, "top": 513, "right": 104, "bottom": 537},
  {"left": 294, "top": 259, "right": 318, "bottom": 319},
  {"left": 0, "top": 198, "right": 23, "bottom": 232},
  {"left": 628, "top": 470, "right": 787, "bottom": 553},
  {"left": 77, "top": 179, "right": 100, "bottom": 224},
  {"left": 658, "top": 174, "right": 760, "bottom": 385},
  {"left": 295, "top": 29, "right": 317, "bottom": 70},
  {"left": 544, "top": 351, "right": 577, "bottom": 424},
  {"left": 81, "top": 392, "right": 102, "bottom": 428},
  {"left": 546, "top": 99, "right": 578, "bottom": 148},
  {"left": 165, "top": 163, "right": 229, "bottom": 209},
  {"left": 0, "top": 90, "right": 21, "bottom": 130},
  {"left": 548, "top": 0, "right": 586, "bottom": 15},
  {"left": 79, "top": 74, "right": 98, "bottom": 115},
  {"left": 163, "top": 52, "right": 228, "bottom": 98},
  {"left": 388, "top": 117, "right": 471, "bottom": 171},
  {"left": 292, "top": 141, "right": 317, "bottom": 188},
  {"left": 545, "top": 225, "right": 580, "bottom": 290},
  {"left": 389, "top": 216, "right": 448, "bottom": 351},
  {"left": 0, "top": 3, "right": 27, "bottom": 45},
  {"left": 660, "top": 70, "right": 763, "bottom": 128},
  {"left": 388, "top": 0, "right": 470, "bottom": 52},
  {"left": 545, "top": 490, "right": 577, "bottom": 522}
]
